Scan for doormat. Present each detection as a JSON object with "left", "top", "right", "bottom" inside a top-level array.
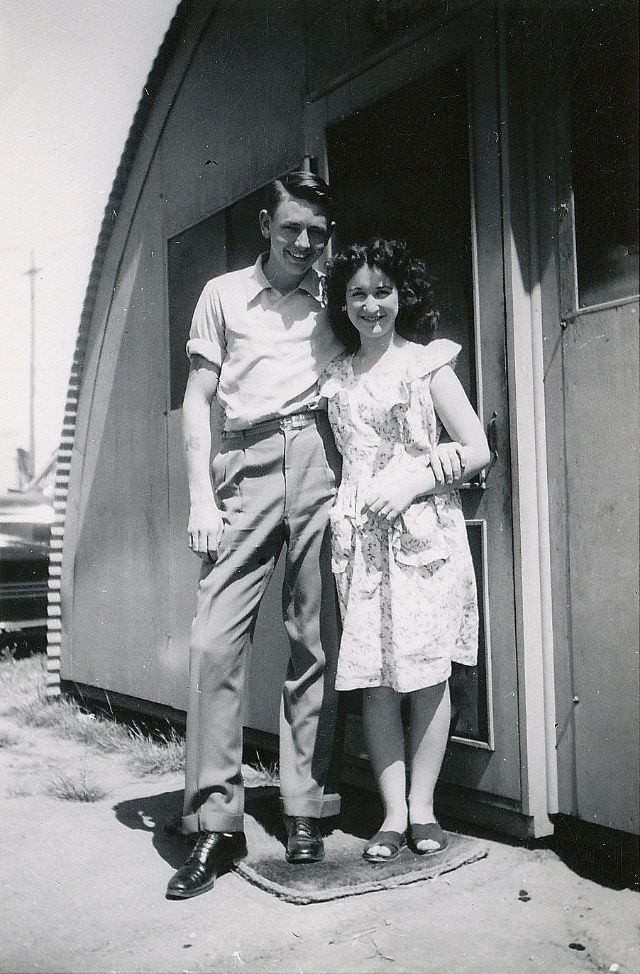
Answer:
[{"left": 235, "top": 785, "right": 489, "bottom": 904}]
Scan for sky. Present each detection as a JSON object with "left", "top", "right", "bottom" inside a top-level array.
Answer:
[{"left": 0, "top": 0, "right": 178, "bottom": 491}]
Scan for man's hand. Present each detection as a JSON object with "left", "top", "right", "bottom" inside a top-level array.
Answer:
[
  {"left": 187, "top": 501, "right": 224, "bottom": 559},
  {"left": 431, "top": 441, "right": 467, "bottom": 485},
  {"left": 362, "top": 472, "right": 421, "bottom": 523}
]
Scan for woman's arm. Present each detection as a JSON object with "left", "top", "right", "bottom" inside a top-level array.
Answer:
[{"left": 429, "top": 365, "right": 490, "bottom": 486}]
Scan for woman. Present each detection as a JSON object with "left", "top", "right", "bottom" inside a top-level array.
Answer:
[{"left": 320, "top": 238, "right": 490, "bottom": 862}]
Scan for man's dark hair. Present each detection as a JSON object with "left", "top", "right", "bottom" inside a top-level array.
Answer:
[
  {"left": 325, "top": 237, "right": 439, "bottom": 352},
  {"left": 263, "top": 171, "right": 334, "bottom": 223}
]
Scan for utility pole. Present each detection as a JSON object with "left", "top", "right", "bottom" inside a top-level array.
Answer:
[{"left": 24, "top": 251, "right": 41, "bottom": 480}]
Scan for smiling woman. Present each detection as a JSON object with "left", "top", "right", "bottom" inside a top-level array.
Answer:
[
  {"left": 325, "top": 238, "right": 439, "bottom": 352},
  {"left": 320, "top": 235, "right": 490, "bottom": 859},
  {"left": 345, "top": 265, "right": 399, "bottom": 344}
]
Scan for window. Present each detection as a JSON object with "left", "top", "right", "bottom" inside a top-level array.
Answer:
[
  {"left": 568, "top": 1, "right": 639, "bottom": 308},
  {"left": 167, "top": 188, "right": 266, "bottom": 410}
]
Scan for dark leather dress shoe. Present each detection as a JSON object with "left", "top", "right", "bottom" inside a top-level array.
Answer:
[
  {"left": 285, "top": 816, "right": 324, "bottom": 863},
  {"left": 166, "top": 831, "right": 247, "bottom": 899}
]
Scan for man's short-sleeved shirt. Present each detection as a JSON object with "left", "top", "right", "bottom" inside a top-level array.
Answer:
[{"left": 187, "top": 255, "right": 343, "bottom": 431}]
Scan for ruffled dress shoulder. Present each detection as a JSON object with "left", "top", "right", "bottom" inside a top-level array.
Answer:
[
  {"left": 320, "top": 337, "right": 461, "bottom": 462},
  {"left": 319, "top": 338, "right": 460, "bottom": 398}
]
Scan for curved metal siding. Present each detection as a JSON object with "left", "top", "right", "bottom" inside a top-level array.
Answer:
[{"left": 44, "top": 0, "right": 198, "bottom": 696}]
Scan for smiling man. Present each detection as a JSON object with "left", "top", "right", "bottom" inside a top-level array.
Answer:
[{"left": 166, "top": 172, "right": 345, "bottom": 900}]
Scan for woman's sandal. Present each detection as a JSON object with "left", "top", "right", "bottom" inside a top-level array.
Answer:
[
  {"left": 410, "top": 822, "right": 448, "bottom": 855},
  {"left": 362, "top": 830, "right": 407, "bottom": 863}
]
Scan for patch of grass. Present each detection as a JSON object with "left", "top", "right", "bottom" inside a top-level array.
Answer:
[
  {"left": 67, "top": 710, "right": 132, "bottom": 753},
  {"left": 10, "top": 695, "right": 133, "bottom": 754},
  {"left": 11, "top": 695, "right": 81, "bottom": 730},
  {"left": 47, "top": 771, "right": 107, "bottom": 803},
  {"left": 0, "top": 651, "right": 45, "bottom": 714},
  {"left": 126, "top": 726, "right": 185, "bottom": 776},
  {"left": 1, "top": 652, "right": 185, "bottom": 776},
  {"left": 246, "top": 752, "right": 280, "bottom": 787}
]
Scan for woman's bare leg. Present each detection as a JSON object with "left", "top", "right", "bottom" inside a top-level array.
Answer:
[
  {"left": 362, "top": 686, "right": 407, "bottom": 857},
  {"left": 407, "top": 681, "right": 450, "bottom": 851}
]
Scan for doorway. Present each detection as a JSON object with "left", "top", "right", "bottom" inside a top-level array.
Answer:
[{"left": 315, "top": 50, "right": 521, "bottom": 805}]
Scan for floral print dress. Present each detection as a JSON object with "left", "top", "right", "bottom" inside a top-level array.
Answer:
[{"left": 319, "top": 338, "right": 478, "bottom": 693}]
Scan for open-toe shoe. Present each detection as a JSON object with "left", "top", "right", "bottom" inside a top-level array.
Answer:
[
  {"left": 362, "top": 830, "right": 407, "bottom": 863},
  {"left": 410, "top": 822, "right": 448, "bottom": 855}
]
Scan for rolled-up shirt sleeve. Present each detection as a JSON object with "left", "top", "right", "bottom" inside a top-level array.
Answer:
[{"left": 186, "top": 280, "right": 226, "bottom": 368}]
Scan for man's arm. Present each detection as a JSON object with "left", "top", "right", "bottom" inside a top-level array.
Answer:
[{"left": 182, "top": 354, "right": 224, "bottom": 558}]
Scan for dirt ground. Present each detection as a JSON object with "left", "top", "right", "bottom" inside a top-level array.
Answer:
[{"left": 0, "top": 667, "right": 638, "bottom": 974}]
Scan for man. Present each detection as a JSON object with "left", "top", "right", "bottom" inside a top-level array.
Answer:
[{"left": 166, "top": 171, "right": 344, "bottom": 900}]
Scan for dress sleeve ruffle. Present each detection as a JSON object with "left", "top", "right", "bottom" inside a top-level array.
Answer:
[
  {"left": 396, "top": 339, "right": 461, "bottom": 461},
  {"left": 402, "top": 338, "right": 461, "bottom": 388},
  {"left": 372, "top": 339, "right": 462, "bottom": 414}
]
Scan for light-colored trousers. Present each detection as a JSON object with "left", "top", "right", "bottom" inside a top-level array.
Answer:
[{"left": 181, "top": 411, "right": 343, "bottom": 834}]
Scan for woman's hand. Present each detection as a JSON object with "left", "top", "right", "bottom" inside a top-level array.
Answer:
[
  {"left": 431, "top": 441, "right": 467, "bottom": 485},
  {"left": 362, "top": 471, "right": 421, "bottom": 523}
]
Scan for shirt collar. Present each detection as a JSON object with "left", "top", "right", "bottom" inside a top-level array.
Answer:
[{"left": 246, "top": 254, "right": 324, "bottom": 304}]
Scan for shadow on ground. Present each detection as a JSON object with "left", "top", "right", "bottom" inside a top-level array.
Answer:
[
  {"left": 113, "top": 783, "right": 489, "bottom": 903},
  {"left": 114, "top": 788, "right": 187, "bottom": 868},
  {"left": 113, "top": 783, "right": 374, "bottom": 869}
]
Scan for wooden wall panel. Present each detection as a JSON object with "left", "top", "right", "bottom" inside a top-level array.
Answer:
[
  {"left": 534, "top": 4, "right": 640, "bottom": 833},
  {"left": 563, "top": 303, "right": 639, "bottom": 832}
]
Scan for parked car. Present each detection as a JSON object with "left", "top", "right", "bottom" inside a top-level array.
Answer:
[{"left": 0, "top": 460, "right": 55, "bottom": 653}]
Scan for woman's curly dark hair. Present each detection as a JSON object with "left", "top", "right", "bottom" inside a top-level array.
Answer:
[{"left": 324, "top": 237, "right": 439, "bottom": 352}]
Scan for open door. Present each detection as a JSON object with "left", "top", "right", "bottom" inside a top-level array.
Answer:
[{"left": 306, "top": 21, "right": 521, "bottom": 814}]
